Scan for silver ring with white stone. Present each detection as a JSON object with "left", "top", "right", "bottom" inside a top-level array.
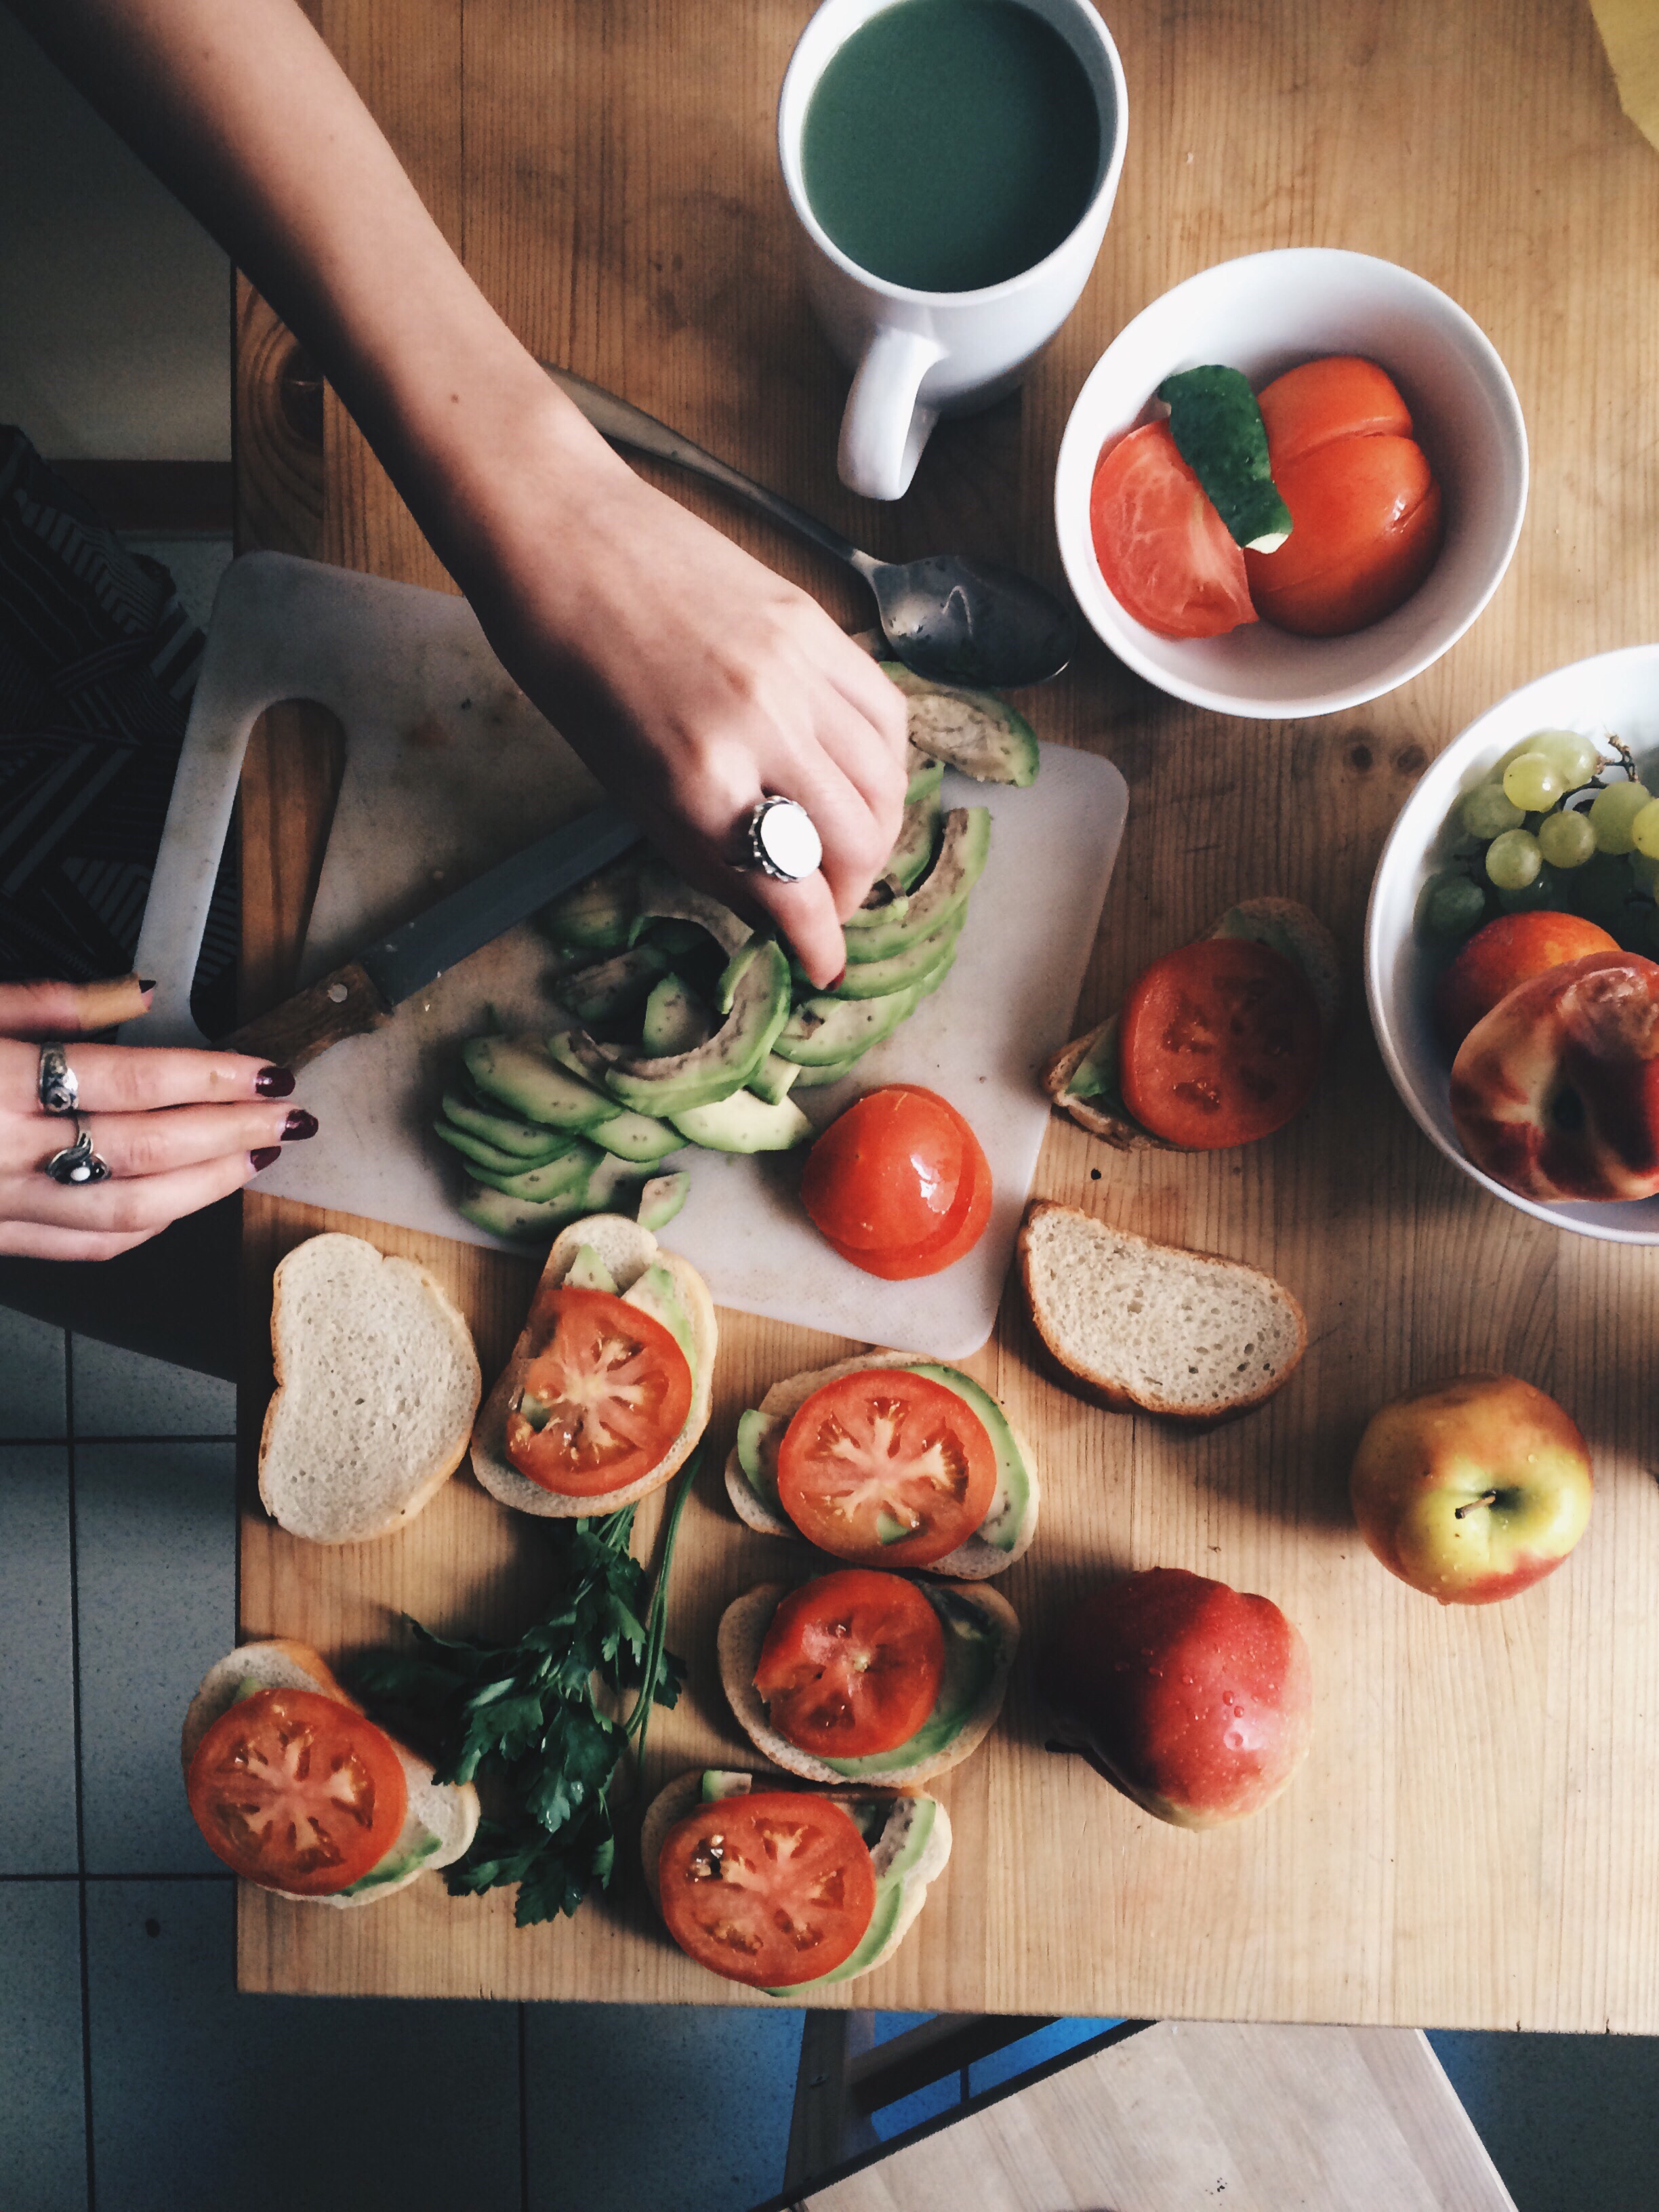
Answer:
[
  {"left": 741, "top": 797, "right": 823, "bottom": 884},
  {"left": 43, "top": 1117, "right": 110, "bottom": 1187},
  {"left": 38, "top": 1042, "right": 79, "bottom": 1114}
]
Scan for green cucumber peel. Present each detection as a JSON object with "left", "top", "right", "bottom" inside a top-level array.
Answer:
[{"left": 1158, "top": 365, "right": 1292, "bottom": 552}]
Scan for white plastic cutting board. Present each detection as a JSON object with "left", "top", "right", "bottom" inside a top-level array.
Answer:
[{"left": 134, "top": 552, "right": 1126, "bottom": 1357}]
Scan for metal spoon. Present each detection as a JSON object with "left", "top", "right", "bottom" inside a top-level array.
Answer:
[{"left": 543, "top": 365, "right": 1079, "bottom": 689}]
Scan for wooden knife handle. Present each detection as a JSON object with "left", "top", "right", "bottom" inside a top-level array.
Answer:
[{"left": 220, "top": 961, "right": 394, "bottom": 1072}]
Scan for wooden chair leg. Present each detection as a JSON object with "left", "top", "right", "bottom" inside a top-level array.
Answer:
[{"left": 784, "top": 2011, "right": 880, "bottom": 2192}]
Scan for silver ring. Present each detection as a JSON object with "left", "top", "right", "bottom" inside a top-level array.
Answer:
[
  {"left": 44, "top": 1118, "right": 110, "bottom": 1187},
  {"left": 38, "top": 1043, "right": 79, "bottom": 1114},
  {"left": 743, "top": 796, "right": 823, "bottom": 884}
]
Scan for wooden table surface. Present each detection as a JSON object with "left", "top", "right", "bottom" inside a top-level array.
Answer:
[{"left": 234, "top": 0, "right": 1659, "bottom": 2024}]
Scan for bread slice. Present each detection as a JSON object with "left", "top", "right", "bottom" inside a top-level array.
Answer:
[
  {"left": 1019, "top": 1200, "right": 1307, "bottom": 1421},
  {"left": 258, "top": 1233, "right": 481, "bottom": 1544},
  {"left": 640, "top": 1769, "right": 951, "bottom": 1990},
  {"left": 181, "top": 1640, "right": 479, "bottom": 1908},
  {"left": 718, "top": 1578, "right": 1017, "bottom": 1786},
  {"left": 724, "top": 1351, "right": 1040, "bottom": 1579},
  {"left": 470, "top": 1213, "right": 716, "bottom": 1517},
  {"left": 1043, "top": 897, "right": 1343, "bottom": 1149}
]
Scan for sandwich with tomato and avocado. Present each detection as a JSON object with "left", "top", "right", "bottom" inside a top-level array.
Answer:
[
  {"left": 182, "top": 1641, "right": 480, "bottom": 1905},
  {"left": 719, "top": 1565, "right": 1017, "bottom": 1786},
  {"left": 640, "top": 1767, "right": 951, "bottom": 1993},
  {"left": 1043, "top": 898, "right": 1342, "bottom": 1151},
  {"left": 726, "top": 1353, "right": 1038, "bottom": 1577},
  {"left": 470, "top": 1211, "right": 716, "bottom": 1517}
]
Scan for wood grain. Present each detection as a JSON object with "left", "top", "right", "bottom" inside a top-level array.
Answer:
[
  {"left": 236, "top": 0, "right": 1659, "bottom": 2024},
  {"left": 794, "top": 2022, "right": 1516, "bottom": 2211}
]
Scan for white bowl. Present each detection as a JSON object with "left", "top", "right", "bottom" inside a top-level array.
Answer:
[
  {"left": 1366, "top": 642, "right": 1659, "bottom": 1245},
  {"left": 1054, "top": 248, "right": 1529, "bottom": 718}
]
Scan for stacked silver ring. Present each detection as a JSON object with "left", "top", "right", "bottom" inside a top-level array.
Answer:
[{"left": 37, "top": 1044, "right": 110, "bottom": 1185}]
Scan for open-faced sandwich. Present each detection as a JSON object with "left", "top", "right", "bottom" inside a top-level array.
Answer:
[
  {"left": 726, "top": 1353, "right": 1038, "bottom": 1576},
  {"left": 640, "top": 1767, "right": 951, "bottom": 1994},
  {"left": 719, "top": 1565, "right": 1017, "bottom": 1786},
  {"left": 470, "top": 1211, "right": 715, "bottom": 1517},
  {"left": 182, "top": 1641, "right": 479, "bottom": 1906},
  {"left": 1044, "top": 897, "right": 1342, "bottom": 1150}
]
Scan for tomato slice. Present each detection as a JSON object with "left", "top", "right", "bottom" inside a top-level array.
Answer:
[
  {"left": 506, "top": 1284, "right": 693, "bottom": 1496},
  {"left": 1119, "top": 937, "right": 1323, "bottom": 1149},
  {"left": 812, "top": 1085, "right": 992, "bottom": 1280},
  {"left": 658, "top": 1790, "right": 877, "bottom": 1988},
  {"left": 755, "top": 1568, "right": 945, "bottom": 1757},
  {"left": 1245, "top": 434, "right": 1441, "bottom": 636},
  {"left": 1089, "top": 421, "right": 1257, "bottom": 640},
  {"left": 801, "top": 1086, "right": 964, "bottom": 1251},
  {"left": 186, "top": 1687, "right": 408, "bottom": 1896},
  {"left": 1254, "top": 355, "right": 1414, "bottom": 468},
  {"left": 777, "top": 1367, "right": 999, "bottom": 1568}
]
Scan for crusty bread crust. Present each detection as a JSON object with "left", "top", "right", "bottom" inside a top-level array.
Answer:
[
  {"left": 724, "top": 1351, "right": 1040, "bottom": 1579},
  {"left": 1018, "top": 1200, "right": 1307, "bottom": 1424},
  {"left": 718, "top": 1580, "right": 1017, "bottom": 1786},
  {"left": 639, "top": 1769, "right": 952, "bottom": 1988},
  {"left": 469, "top": 1214, "right": 716, "bottom": 1517},
  {"left": 182, "top": 1640, "right": 479, "bottom": 1908},
  {"left": 1040, "top": 1025, "right": 1165, "bottom": 1150}
]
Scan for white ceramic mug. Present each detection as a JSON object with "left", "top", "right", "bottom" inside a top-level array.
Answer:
[{"left": 778, "top": 0, "right": 1128, "bottom": 501}]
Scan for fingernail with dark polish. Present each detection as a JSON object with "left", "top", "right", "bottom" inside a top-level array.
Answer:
[
  {"left": 281, "top": 1109, "right": 319, "bottom": 1141},
  {"left": 829, "top": 967, "right": 846, "bottom": 990},
  {"left": 138, "top": 978, "right": 157, "bottom": 994},
  {"left": 254, "top": 1066, "right": 295, "bottom": 1098},
  {"left": 250, "top": 1147, "right": 283, "bottom": 1171}
]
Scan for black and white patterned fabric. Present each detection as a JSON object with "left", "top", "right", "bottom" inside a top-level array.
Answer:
[{"left": 0, "top": 427, "right": 237, "bottom": 1034}]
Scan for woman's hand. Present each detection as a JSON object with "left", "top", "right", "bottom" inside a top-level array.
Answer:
[
  {"left": 451, "top": 415, "right": 912, "bottom": 989},
  {"left": 0, "top": 980, "right": 316, "bottom": 1261}
]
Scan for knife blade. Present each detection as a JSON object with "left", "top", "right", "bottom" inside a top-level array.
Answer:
[{"left": 220, "top": 798, "right": 640, "bottom": 1072}]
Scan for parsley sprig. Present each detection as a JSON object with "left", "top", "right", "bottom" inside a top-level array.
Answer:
[{"left": 353, "top": 1454, "right": 697, "bottom": 1927}]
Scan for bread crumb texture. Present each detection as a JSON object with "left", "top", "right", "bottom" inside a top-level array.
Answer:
[{"left": 1022, "top": 1204, "right": 1303, "bottom": 1418}]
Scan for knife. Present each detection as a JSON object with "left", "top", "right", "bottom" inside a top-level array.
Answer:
[{"left": 218, "top": 798, "right": 640, "bottom": 1073}]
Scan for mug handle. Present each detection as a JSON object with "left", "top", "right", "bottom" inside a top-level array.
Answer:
[{"left": 837, "top": 327, "right": 943, "bottom": 501}]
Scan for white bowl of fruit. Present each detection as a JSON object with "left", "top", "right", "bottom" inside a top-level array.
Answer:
[
  {"left": 1367, "top": 643, "right": 1659, "bottom": 1242},
  {"left": 1054, "top": 248, "right": 1528, "bottom": 718}
]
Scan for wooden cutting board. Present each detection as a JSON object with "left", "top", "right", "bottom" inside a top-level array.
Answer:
[{"left": 237, "top": 0, "right": 1659, "bottom": 2026}]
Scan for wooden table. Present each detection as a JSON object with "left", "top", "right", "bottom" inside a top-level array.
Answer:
[
  {"left": 782, "top": 2022, "right": 1517, "bottom": 2210},
  {"left": 234, "top": 0, "right": 1659, "bottom": 2024}
]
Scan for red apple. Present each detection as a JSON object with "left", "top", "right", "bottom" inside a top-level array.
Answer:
[
  {"left": 1038, "top": 1568, "right": 1313, "bottom": 1829},
  {"left": 1435, "top": 910, "right": 1618, "bottom": 1053},
  {"left": 1349, "top": 1374, "right": 1592, "bottom": 1605},
  {"left": 1450, "top": 950, "right": 1659, "bottom": 1201}
]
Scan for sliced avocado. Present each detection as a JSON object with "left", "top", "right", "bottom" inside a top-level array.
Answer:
[
  {"left": 538, "top": 855, "right": 638, "bottom": 951},
  {"left": 459, "top": 1181, "right": 587, "bottom": 1242},
  {"left": 1062, "top": 1013, "right": 1125, "bottom": 1107},
  {"left": 640, "top": 917, "right": 707, "bottom": 958},
  {"left": 564, "top": 1242, "right": 620, "bottom": 1295},
  {"left": 699, "top": 1769, "right": 755, "bottom": 1803},
  {"left": 434, "top": 1119, "right": 558, "bottom": 1176},
  {"left": 547, "top": 1027, "right": 621, "bottom": 1090},
  {"left": 602, "top": 940, "right": 792, "bottom": 1115},
  {"left": 589, "top": 1105, "right": 684, "bottom": 1164},
  {"left": 789, "top": 1050, "right": 869, "bottom": 1088},
  {"left": 815, "top": 1584, "right": 1001, "bottom": 1780},
  {"left": 670, "top": 1089, "right": 811, "bottom": 1153},
  {"left": 556, "top": 944, "right": 671, "bottom": 1025},
  {"left": 736, "top": 1408, "right": 775, "bottom": 1507},
  {"left": 636, "top": 1170, "right": 691, "bottom": 1232},
  {"left": 747, "top": 1053, "right": 802, "bottom": 1107},
  {"left": 880, "top": 663, "right": 1040, "bottom": 786},
  {"left": 469, "top": 1137, "right": 601, "bottom": 1203},
  {"left": 760, "top": 1798, "right": 937, "bottom": 1996},
  {"left": 641, "top": 973, "right": 711, "bottom": 1058},
  {"left": 903, "top": 1364, "right": 1031, "bottom": 1553},
  {"left": 337, "top": 1823, "right": 445, "bottom": 1898},
  {"left": 583, "top": 1152, "right": 654, "bottom": 1213},
  {"left": 841, "top": 808, "right": 990, "bottom": 964},
  {"left": 628, "top": 856, "right": 752, "bottom": 958},
  {"left": 810, "top": 907, "right": 965, "bottom": 1000},
  {"left": 440, "top": 1090, "right": 568, "bottom": 1161},
  {"left": 623, "top": 1261, "right": 696, "bottom": 1374},
  {"left": 905, "top": 756, "right": 945, "bottom": 808},
  {"left": 773, "top": 985, "right": 916, "bottom": 1065},
  {"left": 463, "top": 1034, "right": 621, "bottom": 1132},
  {"left": 889, "top": 780, "right": 945, "bottom": 896},
  {"left": 714, "top": 938, "right": 762, "bottom": 1015}
]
